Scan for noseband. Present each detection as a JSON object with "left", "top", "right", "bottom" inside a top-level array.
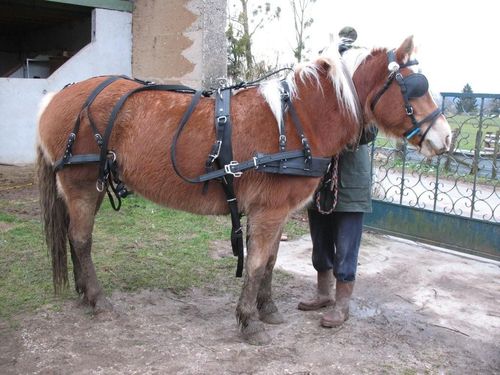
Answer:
[{"left": 370, "top": 50, "right": 442, "bottom": 146}]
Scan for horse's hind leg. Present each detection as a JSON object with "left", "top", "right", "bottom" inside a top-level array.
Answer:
[
  {"left": 69, "top": 241, "right": 85, "bottom": 297},
  {"left": 64, "top": 182, "right": 112, "bottom": 314},
  {"left": 236, "top": 208, "right": 287, "bottom": 345},
  {"left": 69, "top": 193, "right": 105, "bottom": 301},
  {"left": 257, "top": 229, "right": 285, "bottom": 325}
]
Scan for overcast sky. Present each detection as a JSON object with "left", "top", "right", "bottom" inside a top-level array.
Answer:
[{"left": 245, "top": 0, "right": 499, "bottom": 94}]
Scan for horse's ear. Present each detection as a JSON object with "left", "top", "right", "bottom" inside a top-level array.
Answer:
[
  {"left": 317, "top": 57, "right": 332, "bottom": 73},
  {"left": 395, "top": 36, "right": 414, "bottom": 65}
]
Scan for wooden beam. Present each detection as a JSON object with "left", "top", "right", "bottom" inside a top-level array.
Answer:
[{"left": 44, "top": 0, "right": 133, "bottom": 12}]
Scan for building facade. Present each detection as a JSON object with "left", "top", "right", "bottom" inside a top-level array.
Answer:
[{"left": 0, "top": 0, "right": 226, "bottom": 163}]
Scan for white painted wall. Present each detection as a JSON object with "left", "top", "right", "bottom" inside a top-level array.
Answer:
[{"left": 0, "top": 8, "right": 132, "bottom": 164}]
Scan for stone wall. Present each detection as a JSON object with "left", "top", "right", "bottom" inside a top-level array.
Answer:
[{"left": 132, "top": 0, "right": 226, "bottom": 89}]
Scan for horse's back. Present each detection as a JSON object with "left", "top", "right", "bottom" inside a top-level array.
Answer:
[{"left": 38, "top": 77, "right": 141, "bottom": 163}]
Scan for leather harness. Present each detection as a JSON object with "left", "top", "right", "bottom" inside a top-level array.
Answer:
[
  {"left": 370, "top": 50, "right": 441, "bottom": 146},
  {"left": 54, "top": 75, "right": 331, "bottom": 277}
]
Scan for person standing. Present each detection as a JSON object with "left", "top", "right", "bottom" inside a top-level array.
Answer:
[{"left": 298, "top": 26, "right": 376, "bottom": 328}]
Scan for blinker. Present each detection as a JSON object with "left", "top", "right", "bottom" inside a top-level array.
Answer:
[{"left": 403, "top": 73, "right": 429, "bottom": 99}]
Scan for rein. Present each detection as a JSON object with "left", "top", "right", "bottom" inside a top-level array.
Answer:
[{"left": 370, "top": 50, "right": 441, "bottom": 146}]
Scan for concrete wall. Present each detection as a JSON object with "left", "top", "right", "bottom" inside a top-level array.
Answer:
[
  {"left": 132, "top": 0, "right": 226, "bottom": 89},
  {"left": 1, "top": 1, "right": 228, "bottom": 164},
  {"left": 0, "top": 8, "right": 132, "bottom": 164}
]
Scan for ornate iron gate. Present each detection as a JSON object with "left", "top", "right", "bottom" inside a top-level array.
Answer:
[{"left": 364, "top": 92, "right": 500, "bottom": 260}]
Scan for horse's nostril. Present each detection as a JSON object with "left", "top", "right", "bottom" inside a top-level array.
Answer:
[{"left": 445, "top": 134, "right": 451, "bottom": 149}]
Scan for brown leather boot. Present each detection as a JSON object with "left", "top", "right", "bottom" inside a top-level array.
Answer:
[
  {"left": 298, "top": 270, "right": 334, "bottom": 311},
  {"left": 320, "top": 281, "right": 354, "bottom": 328}
]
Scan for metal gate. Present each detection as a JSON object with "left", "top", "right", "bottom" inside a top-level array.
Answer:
[{"left": 364, "top": 92, "right": 500, "bottom": 260}]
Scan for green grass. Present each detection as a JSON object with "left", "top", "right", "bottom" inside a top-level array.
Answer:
[
  {"left": 444, "top": 114, "right": 500, "bottom": 151},
  {"left": 0, "top": 216, "right": 59, "bottom": 321},
  {"left": 0, "top": 196, "right": 232, "bottom": 322},
  {"left": 0, "top": 194, "right": 308, "bottom": 323}
]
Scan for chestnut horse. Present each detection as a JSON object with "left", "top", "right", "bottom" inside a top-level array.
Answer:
[{"left": 37, "top": 36, "right": 451, "bottom": 345}]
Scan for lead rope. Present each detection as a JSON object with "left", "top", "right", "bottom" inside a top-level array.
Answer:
[{"left": 314, "top": 155, "right": 339, "bottom": 214}]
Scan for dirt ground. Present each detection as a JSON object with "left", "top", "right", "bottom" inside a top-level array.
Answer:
[{"left": 1, "top": 164, "right": 499, "bottom": 374}]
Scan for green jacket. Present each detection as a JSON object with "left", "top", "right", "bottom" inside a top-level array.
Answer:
[{"left": 334, "top": 144, "right": 372, "bottom": 213}]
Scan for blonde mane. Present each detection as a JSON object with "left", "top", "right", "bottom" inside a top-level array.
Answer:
[{"left": 259, "top": 51, "right": 362, "bottom": 131}]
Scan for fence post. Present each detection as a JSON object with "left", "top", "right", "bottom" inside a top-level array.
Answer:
[
  {"left": 493, "top": 130, "right": 499, "bottom": 179},
  {"left": 470, "top": 98, "right": 486, "bottom": 217},
  {"left": 445, "top": 128, "right": 459, "bottom": 172}
]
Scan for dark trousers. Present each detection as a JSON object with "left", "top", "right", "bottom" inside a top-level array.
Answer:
[{"left": 307, "top": 209, "right": 364, "bottom": 282}]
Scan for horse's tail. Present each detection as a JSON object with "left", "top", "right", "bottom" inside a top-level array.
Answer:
[
  {"left": 37, "top": 145, "right": 69, "bottom": 293},
  {"left": 37, "top": 96, "right": 69, "bottom": 293}
]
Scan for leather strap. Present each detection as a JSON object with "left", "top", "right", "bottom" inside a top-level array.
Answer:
[
  {"left": 214, "top": 89, "right": 244, "bottom": 277},
  {"left": 197, "top": 150, "right": 330, "bottom": 182},
  {"left": 99, "top": 84, "right": 198, "bottom": 185}
]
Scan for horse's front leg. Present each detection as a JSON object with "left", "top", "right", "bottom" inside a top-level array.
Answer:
[
  {"left": 236, "top": 208, "right": 287, "bottom": 345},
  {"left": 257, "top": 229, "right": 285, "bottom": 325}
]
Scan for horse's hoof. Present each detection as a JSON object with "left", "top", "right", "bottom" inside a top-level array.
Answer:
[
  {"left": 258, "top": 301, "right": 284, "bottom": 325},
  {"left": 245, "top": 330, "right": 272, "bottom": 346},
  {"left": 241, "top": 321, "right": 272, "bottom": 346},
  {"left": 259, "top": 310, "right": 285, "bottom": 325},
  {"left": 93, "top": 296, "right": 116, "bottom": 319}
]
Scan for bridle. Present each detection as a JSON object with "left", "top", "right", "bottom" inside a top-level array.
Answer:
[{"left": 370, "top": 50, "right": 442, "bottom": 147}]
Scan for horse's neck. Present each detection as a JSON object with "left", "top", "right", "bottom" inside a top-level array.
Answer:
[
  {"left": 293, "top": 77, "right": 360, "bottom": 157},
  {"left": 353, "top": 50, "right": 387, "bottom": 122}
]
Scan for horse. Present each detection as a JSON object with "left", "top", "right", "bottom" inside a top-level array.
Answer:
[{"left": 36, "top": 36, "right": 451, "bottom": 345}]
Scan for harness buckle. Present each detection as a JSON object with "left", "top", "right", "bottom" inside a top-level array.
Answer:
[
  {"left": 406, "top": 106, "right": 414, "bottom": 116},
  {"left": 224, "top": 161, "right": 242, "bottom": 177},
  {"left": 94, "top": 133, "right": 103, "bottom": 146},
  {"left": 217, "top": 115, "right": 228, "bottom": 124},
  {"left": 279, "top": 134, "right": 287, "bottom": 144},
  {"left": 209, "top": 140, "right": 222, "bottom": 161}
]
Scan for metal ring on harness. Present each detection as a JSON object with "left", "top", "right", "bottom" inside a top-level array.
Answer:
[{"left": 96, "top": 179, "right": 105, "bottom": 192}]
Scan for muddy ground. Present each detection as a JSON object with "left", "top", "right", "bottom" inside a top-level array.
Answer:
[{"left": 0, "top": 164, "right": 499, "bottom": 374}]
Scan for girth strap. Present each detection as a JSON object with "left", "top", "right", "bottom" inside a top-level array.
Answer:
[
  {"left": 169, "top": 88, "right": 244, "bottom": 277},
  {"left": 213, "top": 89, "right": 244, "bottom": 277}
]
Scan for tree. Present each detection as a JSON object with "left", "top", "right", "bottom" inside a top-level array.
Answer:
[
  {"left": 487, "top": 98, "right": 500, "bottom": 116},
  {"left": 455, "top": 83, "right": 478, "bottom": 114},
  {"left": 290, "top": 0, "right": 316, "bottom": 63},
  {"left": 226, "top": 1, "right": 281, "bottom": 80}
]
